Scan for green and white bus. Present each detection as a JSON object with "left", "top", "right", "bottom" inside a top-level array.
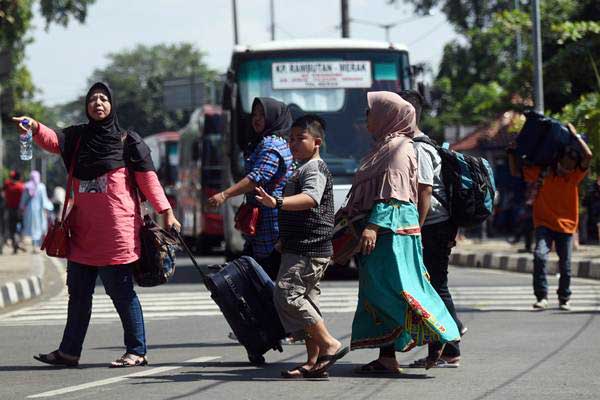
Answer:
[{"left": 222, "top": 39, "right": 414, "bottom": 257}]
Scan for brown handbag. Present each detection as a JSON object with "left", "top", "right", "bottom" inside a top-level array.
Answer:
[
  {"left": 41, "top": 139, "right": 80, "bottom": 258},
  {"left": 234, "top": 203, "right": 261, "bottom": 237}
]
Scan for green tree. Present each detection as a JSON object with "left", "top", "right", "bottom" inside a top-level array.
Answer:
[
  {"left": 86, "top": 43, "right": 218, "bottom": 136},
  {"left": 391, "top": 0, "right": 599, "bottom": 132}
]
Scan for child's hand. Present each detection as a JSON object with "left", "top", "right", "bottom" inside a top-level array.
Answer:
[{"left": 255, "top": 187, "right": 276, "bottom": 208}]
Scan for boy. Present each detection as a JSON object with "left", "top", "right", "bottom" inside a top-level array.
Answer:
[{"left": 255, "top": 115, "right": 348, "bottom": 379}]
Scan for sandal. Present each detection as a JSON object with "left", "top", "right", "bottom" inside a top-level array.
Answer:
[
  {"left": 354, "top": 359, "right": 402, "bottom": 375},
  {"left": 425, "top": 343, "right": 446, "bottom": 370},
  {"left": 281, "top": 366, "right": 329, "bottom": 380},
  {"left": 311, "top": 346, "right": 350, "bottom": 375},
  {"left": 408, "top": 356, "right": 460, "bottom": 369},
  {"left": 34, "top": 350, "right": 79, "bottom": 367},
  {"left": 109, "top": 353, "right": 148, "bottom": 368}
]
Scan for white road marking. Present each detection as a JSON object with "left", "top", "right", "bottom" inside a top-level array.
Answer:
[
  {"left": 27, "top": 356, "right": 220, "bottom": 399},
  {"left": 2, "top": 285, "right": 600, "bottom": 326}
]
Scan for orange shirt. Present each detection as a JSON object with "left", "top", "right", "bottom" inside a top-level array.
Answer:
[{"left": 523, "top": 166, "right": 587, "bottom": 234}]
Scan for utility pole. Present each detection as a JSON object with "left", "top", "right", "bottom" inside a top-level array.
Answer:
[
  {"left": 232, "top": 0, "right": 239, "bottom": 45},
  {"left": 531, "top": 0, "right": 544, "bottom": 113},
  {"left": 341, "top": 0, "right": 350, "bottom": 38},
  {"left": 269, "top": 0, "right": 275, "bottom": 41},
  {"left": 515, "top": 0, "right": 522, "bottom": 62}
]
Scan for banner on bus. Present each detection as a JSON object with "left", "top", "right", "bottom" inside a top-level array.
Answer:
[{"left": 272, "top": 61, "right": 372, "bottom": 89}]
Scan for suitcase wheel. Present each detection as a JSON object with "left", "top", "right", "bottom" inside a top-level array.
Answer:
[{"left": 248, "top": 354, "right": 265, "bottom": 366}]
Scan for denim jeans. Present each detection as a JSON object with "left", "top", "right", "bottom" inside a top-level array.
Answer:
[
  {"left": 421, "top": 219, "right": 462, "bottom": 358},
  {"left": 59, "top": 261, "right": 146, "bottom": 357},
  {"left": 533, "top": 226, "right": 573, "bottom": 301}
]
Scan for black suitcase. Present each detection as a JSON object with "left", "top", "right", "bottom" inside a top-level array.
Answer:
[{"left": 177, "top": 232, "right": 286, "bottom": 365}]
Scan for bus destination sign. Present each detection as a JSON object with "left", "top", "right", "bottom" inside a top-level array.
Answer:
[{"left": 272, "top": 61, "right": 372, "bottom": 89}]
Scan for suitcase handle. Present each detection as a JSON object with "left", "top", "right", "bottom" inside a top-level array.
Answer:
[{"left": 175, "top": 231, "right": 207, "bottom": 280}]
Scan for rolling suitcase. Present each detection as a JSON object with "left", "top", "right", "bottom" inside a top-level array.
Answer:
[{"left": 177, "top": 232, "right": 286, "bottom": 365}]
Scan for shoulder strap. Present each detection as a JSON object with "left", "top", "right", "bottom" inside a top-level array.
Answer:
[
  {"left": 61, "top": 138, "right": 81, "bottom": 222},
  {"left": 413, "top": 135, "right": 439, "bottom": 148}
]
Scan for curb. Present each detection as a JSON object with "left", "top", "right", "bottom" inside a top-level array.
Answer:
[
  {"left": 0, "top": 275, "right": 43, "bottom": 308},
  {"left": 451, "top": 250, "right": 600, "bottom": 280}
]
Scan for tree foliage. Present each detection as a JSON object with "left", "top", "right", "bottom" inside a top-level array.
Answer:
[
  {"left": 392, "top": 0, "right": 599, "bottom": 134},
  {"left": 85, "top": 43, "right": 218, "bottom": 136}
]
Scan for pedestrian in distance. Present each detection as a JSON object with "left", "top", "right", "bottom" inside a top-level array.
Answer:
[
  {"left": 13, "top": 81, "right": 181, "bottom": 368},
  {"left": 398, "top": 90, "right": 465, "bottom": 369},
  {"left": 207, "top": 97, "right": 293, "bottom": 280},
  {"left": 255, "top": 115, "right": 349, "bottom": 379},
  {"left": 19, "top": 170, "right": 53, "bottom": 253},
  {"left": 3, "top": 170, "right": 26, "bottom": 254},
  {"left": 342, "top": 91, "right": 460, "bottom": 374},
  {"left": 508, "top": 126, "right": 592, "bottom": 311}
]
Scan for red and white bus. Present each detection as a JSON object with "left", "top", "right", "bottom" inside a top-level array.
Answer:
[
  {"left": 177, "top": 105, "right": 225, "bottom": 253},
  {"left": 144, "top": 130, "right": 180, "bottom": 211}
]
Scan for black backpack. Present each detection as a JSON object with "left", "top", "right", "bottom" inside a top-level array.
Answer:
[{"left": 413, "top": 136, "right": 496, "bottom": 228}]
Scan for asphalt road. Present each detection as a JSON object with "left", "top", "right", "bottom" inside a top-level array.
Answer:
[{"left": 1, "top": 255, "right": 600, "bottom": 400}]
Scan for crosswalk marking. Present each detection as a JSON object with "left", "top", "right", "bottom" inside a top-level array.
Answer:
[{"left": 1, "top": 285, "right": 599, "bottom": 326}]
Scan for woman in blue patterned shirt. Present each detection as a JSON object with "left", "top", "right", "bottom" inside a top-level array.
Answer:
[{"left": 208, "top": 97, "right": 293, "bottom": 279}]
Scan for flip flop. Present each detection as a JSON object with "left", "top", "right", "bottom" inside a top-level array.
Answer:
[
  {"left": 311, "top": 346, "right": 350, "bottom": 375},
  {"left": 281, "top": 366, "right": 329, "bottom": 380},
  {"left": 34, "top": 350, "right": 79, "bottom": 367},
  {"left": 354, "top": 359, "right": 402, "bottom": 375},
  {"left": 109, "top": 353, "right": 148, "bottom": 368}
]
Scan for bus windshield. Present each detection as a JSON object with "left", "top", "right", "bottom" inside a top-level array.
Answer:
[{"left": 236, "top": 51, "right": 410, "bottom": 182}]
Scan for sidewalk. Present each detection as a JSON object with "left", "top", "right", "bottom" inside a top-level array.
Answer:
[
  {"left": 0, "top": 242, "right": 45, "bottom": 309},
  {"left": 452, "top": 238, "right": 600, "bottom": 280}
]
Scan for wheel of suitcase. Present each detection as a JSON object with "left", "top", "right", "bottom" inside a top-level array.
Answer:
[{"left": 248, "top": 354, "right": 266, "bottom": 366}]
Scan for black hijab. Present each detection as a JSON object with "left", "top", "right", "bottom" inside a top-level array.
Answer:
[
  {"left": 247, "top": 97, "right": 292, "bottom": 152},
  {"left": 61, "top": 82, "right": 154, "bottom": 180}
]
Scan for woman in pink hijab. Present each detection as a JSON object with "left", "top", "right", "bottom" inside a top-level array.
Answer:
[{"left": 343, "top": 92, "right": 460, "bottom": 374}]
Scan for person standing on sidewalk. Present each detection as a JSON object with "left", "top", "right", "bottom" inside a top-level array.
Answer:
[
  {"left": 13, "top": 81, "right": 181, "bottom": 368},
  {"left": 508, "top": 128, "right": 592, "bottom": 311},
  {"left": 19, "top": 170, "right": 53, "bottom": 253},
  {"left": 398, "top": 90, "right": 464, "bottom": 369},
  {"left": 3, "top": 171, "right": 25, "bottom": 254}
]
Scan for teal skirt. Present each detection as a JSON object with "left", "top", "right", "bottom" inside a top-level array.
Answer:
[{"left": 350, "top": 199, "right": 460, "bottom": 352}]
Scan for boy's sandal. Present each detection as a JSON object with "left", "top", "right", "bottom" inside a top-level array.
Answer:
[
  {"left": 34, "top": 350, "right": 79, "bottom": 367},
  {"left": 354, "top": 360, "right": 402, "bottom": 375},
  {"left": 281, "top": 366, "right": 329, "bottom": 380},
  {"left": 109, "top": 353, "right": 148, "bottom": 368},
  {"left": 311, "top": 346, "right": 350, "bottom": 375}
]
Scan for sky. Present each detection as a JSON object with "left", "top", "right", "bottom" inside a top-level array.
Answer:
[{"left": 26, "top": 0, "right": 460, "bottom": 106}]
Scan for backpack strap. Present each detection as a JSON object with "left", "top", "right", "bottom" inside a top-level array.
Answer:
[{"left": 412, "top": 135, "right": 450, "bottom": 211}]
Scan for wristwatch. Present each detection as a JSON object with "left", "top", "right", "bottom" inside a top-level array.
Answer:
[{"left": 275, "top": 196, "right": 284, "bottom": 209}]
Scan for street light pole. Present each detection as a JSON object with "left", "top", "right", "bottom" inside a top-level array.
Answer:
[
  {"left": 341, "top": 0, "right": 350, "bottom": 38},
  {"left": 269, "top": 0, "right": 275, "bottom": 41},
  {"left": 531, "top": 0, "right": 544, "bottom": 113},
  {"left": 232, "top": 0, "right": 239, "bottom": 45}
]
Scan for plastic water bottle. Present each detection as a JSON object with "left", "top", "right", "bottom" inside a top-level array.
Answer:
[{"left": 19, "top": 119, "right": 33, "bottom": 161}]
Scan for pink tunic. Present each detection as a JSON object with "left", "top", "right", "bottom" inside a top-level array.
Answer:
[{"left": 35, "top": 123, "right": 171, "bottom": 266}]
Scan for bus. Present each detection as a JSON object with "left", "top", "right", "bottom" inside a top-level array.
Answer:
[
  {"left": 144, "top": 131, "right": 180, "bottom": 211},
  {"left": 177, "top": 105, "right": 225, "bottom": 253},
  {"left": 221, "top": 38, "right": 414, "bottom": 257}
]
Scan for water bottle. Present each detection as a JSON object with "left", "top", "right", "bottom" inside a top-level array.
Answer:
[{"left": 19, "top": 119, "right": 33, "bottom": 161}]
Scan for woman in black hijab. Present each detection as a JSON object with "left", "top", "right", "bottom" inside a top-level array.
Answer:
[
  {"left": 13, "top": 82, "right": 181, "bottom": 368},
  {"left": 208, "top": 97, "right": 294, "bottom": 279}
]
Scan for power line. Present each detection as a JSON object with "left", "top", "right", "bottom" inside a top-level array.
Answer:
[{"left": 409, "top": 20, "right": 446, "bottom": 45}]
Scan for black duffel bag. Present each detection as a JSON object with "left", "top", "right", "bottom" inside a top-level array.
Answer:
[
  {"left": 515, "top": 111, "right": 575, "bottom": 167},
  {"left": 134, "top": 214, "right": 180, "bottom": 287}
]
